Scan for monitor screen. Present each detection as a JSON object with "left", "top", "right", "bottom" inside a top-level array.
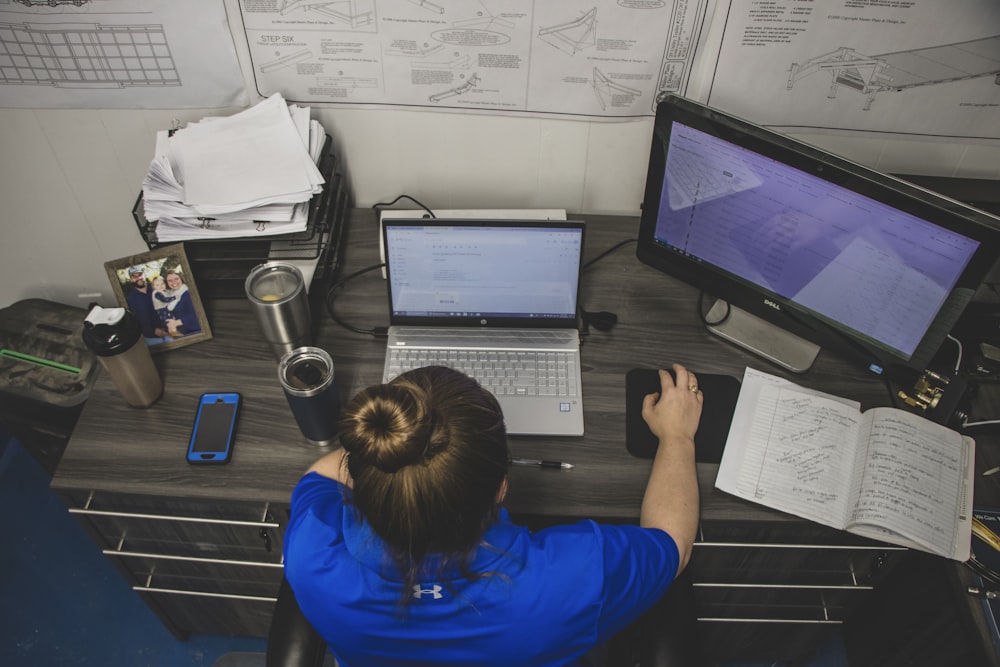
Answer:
[
  {"left": 383, "top": 219, "right": 585, "bottom": 327},
  {"left": 637, "top": 95, "right": 1000, "bottom": 377}
]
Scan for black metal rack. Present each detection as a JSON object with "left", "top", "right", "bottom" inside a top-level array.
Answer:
[{"left": 132, "top": 134, "right": 350, "bottom": 298}]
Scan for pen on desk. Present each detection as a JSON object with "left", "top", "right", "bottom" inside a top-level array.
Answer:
[
  {"left": 0, "top": 348, "right": 81, "bottom": 374},
  {"left": 511, "top": 457, "right": 574, "bottom": 470}
]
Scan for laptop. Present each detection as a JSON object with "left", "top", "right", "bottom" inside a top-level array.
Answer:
[{"left": 381, "top": 218, "right": 586, "bottom": 436}]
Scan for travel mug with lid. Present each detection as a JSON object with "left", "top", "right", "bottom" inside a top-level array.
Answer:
[
  {"left": 82, "top": 305, "right": 163, "bottom": 408},
  {"left": 278, "top": 346, "right": 339, "bottom": 446},
  {"left": 245, "top": 262, "right": 312, "bottom": 360}
]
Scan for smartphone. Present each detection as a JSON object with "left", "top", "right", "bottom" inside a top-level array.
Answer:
[{"left": 186, "top": 392, "right": 241, "bottom": 464}]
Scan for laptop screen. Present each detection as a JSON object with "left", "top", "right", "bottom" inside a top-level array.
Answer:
[{"left": 384, "top": 219, "right": 585, "bottom": 327}]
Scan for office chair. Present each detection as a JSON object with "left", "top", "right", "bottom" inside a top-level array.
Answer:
[{"left": 266, "top": 572, "right": 702, "bottom": 667}]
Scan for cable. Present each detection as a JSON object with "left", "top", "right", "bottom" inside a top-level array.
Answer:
[
  {"left": 963, "top": 418, "right": 1000, "bottom": 429},
  {"left": 578, "top": 238, "right": 635, "bottom": 336},
  {"left": 582, "top": 238, "right": 636, "bottom": 271},
  {"left": 371, "top": 195, "right": 436, "bottom": 219},
  {"left": 946, "top": 334, "right": 963, "bottom": 374},
  {"left": 324, "top": 262, "right": 388, "bottom": 337}
]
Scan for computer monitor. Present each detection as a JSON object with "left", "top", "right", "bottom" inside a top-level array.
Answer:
[{"left": 636, "top": 95, "right": 1000, "bottom": 377}]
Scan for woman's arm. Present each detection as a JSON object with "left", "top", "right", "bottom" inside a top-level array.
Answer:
[
  {"left": 639, "top": 364, "right": 702, "bottom": 574},
  {"left": 306, "top": 448, "right": 352, "bottom": 486}
]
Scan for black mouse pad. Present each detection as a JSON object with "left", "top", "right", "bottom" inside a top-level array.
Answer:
[{"left": 625, "top": 368, "right": 741, "bottom": 462}]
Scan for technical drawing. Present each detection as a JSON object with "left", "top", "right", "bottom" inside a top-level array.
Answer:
[
  {"left": 592, "top": 67, "right": 641, "bottom": 110},
  {"left": 787, "top": 35, "right": 1000, "bottom": 110},
  {"left": 429, "top": 72, "right": 479, "bottom": 102},
  {"left": 260, "top": 49, "right": 312, "bottom": 73},
  {"left": 424, "top": 2, "right": 515, "bottom": 48},
  {"left": 407, "top": 0, "right": 443, "bottom": 14},
  {"left": 538, "top": 8, "right": 597, "bottom": 55},
  {"left": 0, "top": 22, "right": 180, "bottom": 88},
  {"left": 618, "top": 0, "right": 665, "bottom": 7},
  {"left": 279, "top": 0, "right": 374, "bottom": 29}
]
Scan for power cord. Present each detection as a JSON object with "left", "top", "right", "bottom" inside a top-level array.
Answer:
[
  {"left": 372, "top": 195, "right": 436, "bottom": 219},
  {"left": 328, "top": 193, "right": 434, "bottom": 335},
  {"left": 324, "top": 262, "right": 388, "bottom": 337},
  {"left": 578, "top": 238, "right": 636, "bottom": 336}
]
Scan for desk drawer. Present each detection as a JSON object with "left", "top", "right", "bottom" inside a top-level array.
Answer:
[
  {"left": 135, "top": 587, "right": 276, "bottom": 637},
  {"left": 690, "top": 541, "right": 901, "bottom": 588},
  {"left": 63, "top": 490, "right": 284, "bottom": 564},
  {"left": 59, "top": 489, "right": 288, "bottom": 639},
  {"left": 686, "top": 523, "right": 906, "bottom": 662},
  {"left": 107, "top": 549, "right": 283, "bottom": 599},
  {"left": 694, "top": 582, "right": 868, "bottom": 622}
]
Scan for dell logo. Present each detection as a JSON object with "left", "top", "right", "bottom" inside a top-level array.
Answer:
[
  {"left": 763, "top": 299, "right": 781, "bottom": 311},
  {"left": 480, "top": 319, "right": 488, "bottom": 326}
]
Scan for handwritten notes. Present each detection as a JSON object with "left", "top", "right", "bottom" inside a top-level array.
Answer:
[
  {"left": 717, "top": 368, "right": 975, "bottom": 561},
  {"left": 737, "top": 386, "right": 857, "bottom": 525}
]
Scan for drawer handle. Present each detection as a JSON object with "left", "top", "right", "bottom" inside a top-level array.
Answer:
[
  {"left": 693, "top": 583, "right": 874, "bottom": 590},
  {"left": 69, "top": 507, "right": 280, "bottom": 528},
  {"left": 693, "top": 542, "right": 906, "bottom": 550},
  {"left": 697, "top": 617, "right": 843, "bottom": 624},
  {"left": 103, "top": 549, "right": 284, "bottom": 568},
  {"left": 134, "top": 585, "right": 277, "bottom": 603}
]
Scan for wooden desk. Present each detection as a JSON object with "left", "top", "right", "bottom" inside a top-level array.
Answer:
[{"left": 52, "top": 209, "right": 997, "bottom": 663}]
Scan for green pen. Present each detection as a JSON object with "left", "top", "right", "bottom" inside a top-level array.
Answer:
[{"left": 0, "top": 348, "right": 81, "bottom": 374}]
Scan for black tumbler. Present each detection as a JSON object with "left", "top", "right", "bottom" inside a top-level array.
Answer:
[{"left": 278, "top": 347, "right": 338, "bottom": 446}]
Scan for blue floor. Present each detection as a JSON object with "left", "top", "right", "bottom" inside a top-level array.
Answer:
[
  {"left": 0, "top": 430, "right": 266, "bottom": 667},
  {"left": 1, "top": 426, "right": 848, "bottom": 666}
]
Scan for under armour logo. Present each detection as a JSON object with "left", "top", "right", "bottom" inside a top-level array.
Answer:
[{"left": 412, "top": 584, "right": 443, "bottom": 600}]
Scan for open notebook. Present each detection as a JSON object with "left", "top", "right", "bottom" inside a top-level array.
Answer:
[{"left": 381, "top": 218, "right": 586, "bottom": 436}]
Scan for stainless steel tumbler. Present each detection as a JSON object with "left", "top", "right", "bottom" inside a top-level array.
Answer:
[
  {"left": 278, "top": 346, "right": 339, "bottom": 446},
  {"left": 245, "top": 262, "right": 312, "bottom": 360}
]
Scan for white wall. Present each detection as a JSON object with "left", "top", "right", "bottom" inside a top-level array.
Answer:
[{"left": 1, "top": 98, "right": 998, "bottom": 310}]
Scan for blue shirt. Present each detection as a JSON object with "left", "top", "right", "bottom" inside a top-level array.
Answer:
[{"left": 284, "top": 472, "right": 680, "bottom": 667}]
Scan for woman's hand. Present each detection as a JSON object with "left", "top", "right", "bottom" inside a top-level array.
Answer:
[{"left": 641, "top": 363, "right": 703, "bottom": 443}]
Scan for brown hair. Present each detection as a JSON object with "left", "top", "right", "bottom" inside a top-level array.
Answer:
[{"left": 338, "top": 366, "right": 509, "bottom": 594}]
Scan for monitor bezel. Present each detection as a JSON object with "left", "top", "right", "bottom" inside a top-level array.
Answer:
[{"left": 636, "top": 94, "right": 1000, "bottom": 377}]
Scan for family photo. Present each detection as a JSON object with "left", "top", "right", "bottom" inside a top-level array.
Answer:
[{"left": 105, "top": 244, "right": 212, "bottom": 352}]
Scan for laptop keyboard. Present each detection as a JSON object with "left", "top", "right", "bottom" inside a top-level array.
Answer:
[{"left": 386, "top": 348, "right": 579, "bottom": 397}]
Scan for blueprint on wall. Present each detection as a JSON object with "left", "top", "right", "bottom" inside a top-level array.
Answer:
[
  {"left": 0, "top": 0, "right": 246, "bottom": 108},
  {"left": 1, "top": 0, "right": 996, "bottom": 141},
  {"left": 234, "top": 0, "right": 710, "bottom": 118},
  {"left": 703, "top": 0, "right": 1000, "bottom": 139}
]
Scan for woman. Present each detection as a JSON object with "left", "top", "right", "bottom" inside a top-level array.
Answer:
[
  {"left": 149, "top": 275, "right": 176, "bottom": 337},
  {"left": 284, "top": 364, "right": 702, "bottom": 666},
  {"left": 162, "top": 271, "right": 201, "bottom": 337}
]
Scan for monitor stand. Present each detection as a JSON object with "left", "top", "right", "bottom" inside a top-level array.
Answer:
[{"left": 705, "top": 300, "right": 820, "bottom": 374}]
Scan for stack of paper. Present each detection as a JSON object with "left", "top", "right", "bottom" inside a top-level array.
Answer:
[{"left": 142, "top": 93, "right": 326, "bottom": 242}]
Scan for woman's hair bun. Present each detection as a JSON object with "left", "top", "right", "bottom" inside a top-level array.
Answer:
[{"left": 342, "top": 382, "right": 432, "bottom": 473}]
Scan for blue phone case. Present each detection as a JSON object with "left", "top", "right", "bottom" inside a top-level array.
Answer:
[{"left": 186, "top": 392, "right": 241, "bottom": 464}]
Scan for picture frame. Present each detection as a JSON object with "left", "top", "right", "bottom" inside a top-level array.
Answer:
[{"left": 104, "top": 243, "right": 212, "bottom": 353}]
